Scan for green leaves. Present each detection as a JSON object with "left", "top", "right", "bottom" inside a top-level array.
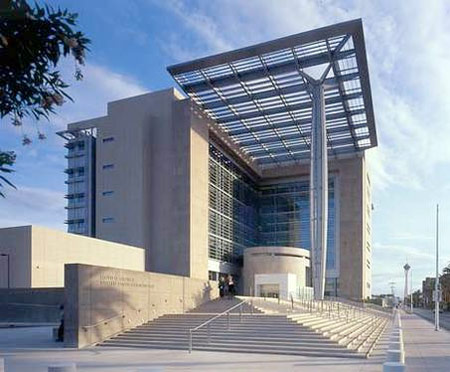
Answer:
[
  {"left": 0, "top": 151, "right": 17, "bottom": 198},
  {"left": 0, "top": 0, "right": 90, "bottom": 123}
]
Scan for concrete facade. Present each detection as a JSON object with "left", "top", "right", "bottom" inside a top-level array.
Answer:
[
  {"left": 65, "top": 264, "right": 218, "bottom": 348},
  {"left": 65, "top": 89, "right": 209, "bottom": 280},
  {"left": 61, "top": 89, "right": 372, "bottom": 300},
  {"left": 0, "top": 225, "right": 145, "bottom": 288}
]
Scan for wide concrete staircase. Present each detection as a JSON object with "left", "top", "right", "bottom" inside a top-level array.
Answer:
[
  {"left": 98, "top": 297, "right": 390, "bottom": 358},
  {"left": 250, "top": 297, "right": 390, "bottom": 356}
]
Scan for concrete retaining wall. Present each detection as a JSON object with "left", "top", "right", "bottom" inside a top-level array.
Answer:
[
  {"left": 64, "top": 264, "right": 218, "bottom": 348},
  {"left": 0, "top": 288, "right": 64, "bottom": 323}
]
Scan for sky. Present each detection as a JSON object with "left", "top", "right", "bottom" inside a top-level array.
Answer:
[{"left": 1, "top": 0, "right": 450, "bottom": 296}]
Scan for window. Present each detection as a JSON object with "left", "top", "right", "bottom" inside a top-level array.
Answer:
[
  {"left": 102, "top": 217, "right": 115, "bottom": 223},
  {"left": 102, "top": 137, "right": 114, "bottom": 143},
  {"left": 366, "top": 259, "right": 371, "bottom": 269},
  {"left": 102, "top": 164, "right": 114, "bottom": 170},
  {"left": 366, "top": 241, "right": 371, "bottom": 252},
  {"left": 102, "top": 191, "right": 114, "bottom": 196}
]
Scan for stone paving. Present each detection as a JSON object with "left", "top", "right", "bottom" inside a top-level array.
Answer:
[
  {"left": 402, "top": 311, "right": 450, "bottom": 371},
  {"left": 0, "top": 325, "right": 389, "bottom": 371}
]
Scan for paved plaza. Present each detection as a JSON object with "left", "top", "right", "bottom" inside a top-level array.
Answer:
[
  {"left": 402, "top": 311, "right": 450, "bottom": 371},
  {"left": 2, "top": 312, "right": 450, "bottom": 371}
]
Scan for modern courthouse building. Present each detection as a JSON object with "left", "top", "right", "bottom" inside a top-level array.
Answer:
[{"left": 56, "top": 19, "right": 376, "bottom": 300}]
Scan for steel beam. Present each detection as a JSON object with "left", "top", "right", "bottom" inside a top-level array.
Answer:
[{"left": 310, "top": 82, "right": 328, "bottom": 301}]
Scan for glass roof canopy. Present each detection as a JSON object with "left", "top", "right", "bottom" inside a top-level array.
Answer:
[{"left": 168, "top": 19, "right": 377, "bottom": 167}]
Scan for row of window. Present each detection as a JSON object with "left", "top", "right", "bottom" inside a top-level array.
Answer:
[
  {"left": 208, "top": 144, "right": 337, "bottom": 269},
  {"left": 100, "top": 137, "right": 115, "bottom": 223}
]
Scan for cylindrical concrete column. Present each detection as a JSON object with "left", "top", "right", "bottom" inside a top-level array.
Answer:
[{"left": 309, "top": 82, "right": 328, "bottom": 301}]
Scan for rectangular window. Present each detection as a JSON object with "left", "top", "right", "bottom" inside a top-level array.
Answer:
[
  {"left": 102, "top": 217, "right": 115, "bottom": 223},
  {"left": 102, "top": 137, "right": 115, "bottom": 143},
  {"left": 102, "top": 191, "right": 114, "bottom": 196},
  {"left": 102, "top": 164, "right": 114, "bottom": 170}
]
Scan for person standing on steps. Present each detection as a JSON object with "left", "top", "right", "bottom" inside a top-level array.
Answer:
[
  {"left": 227, "top": 275, "right": 235, "bottom": 299},
  {"left": 219, "top": 276, "right": 226, "bottom": 298}
]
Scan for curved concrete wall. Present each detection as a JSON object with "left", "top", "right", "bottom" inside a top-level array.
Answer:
[{"left": 243, "top": 246, "right": 311, "bottom": 297}]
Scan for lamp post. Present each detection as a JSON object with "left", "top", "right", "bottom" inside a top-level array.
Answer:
[
  {"left": 435, "top": 204, "right": 440, "bottom": 331},
  {"left": 0, "top": 253, "right": 10, "bottom": 288}
]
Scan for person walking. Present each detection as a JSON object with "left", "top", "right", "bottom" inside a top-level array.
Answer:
[{"left": 57, "top": 304, "right": 64, "bottom": 342}]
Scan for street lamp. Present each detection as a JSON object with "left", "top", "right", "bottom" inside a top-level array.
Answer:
[
  {"left": 0, "top": 253, "right": 10, "bottom": 288},
  {"left": 435, "top": 204, "right": 440, "bottom": 331}
]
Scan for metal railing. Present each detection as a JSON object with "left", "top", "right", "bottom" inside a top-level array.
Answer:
[
  {"left": 188, "top": 299, "right": 252, "bottom": 353},
  {"left": 0, "top": 302, "right": 60, "bottom": 308},
  {"left": 81, "top": 313, "right": 126, "bottom": 331}
]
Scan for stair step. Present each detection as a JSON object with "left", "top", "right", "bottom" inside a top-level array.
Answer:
[
  {"left": 99, "top": 341, "right": 362, "bottom": 358},
  {"left": 114, "top": 334, "right": 335, "bottom": 344}
]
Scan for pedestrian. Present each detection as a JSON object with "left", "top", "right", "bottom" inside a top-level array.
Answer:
[
  {"left": 219, "top": 276, "right": 225, "bottom": 298},
  {"left": 227, "top": 275, "right": 235, "bottom": 298},
  {"left": 57, "top": 304, "right": 64, "bottom": 342}
]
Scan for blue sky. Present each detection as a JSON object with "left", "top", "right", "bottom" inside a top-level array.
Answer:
[{"left": 1, "top": 0, "right": 450, "bottom": 296}]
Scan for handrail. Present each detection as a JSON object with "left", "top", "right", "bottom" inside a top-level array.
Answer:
[
  {"left": 190, "top": 301, "right": 245, "bottom": 332},
  {"left": 82, "top": 313, "right": 126, "bottom": 331},
  {"left": 188, "top": 299, "right": 249, "bottom": 353},
  {"left": 0, "top": 302, "right": 60, "bottom": 308}
]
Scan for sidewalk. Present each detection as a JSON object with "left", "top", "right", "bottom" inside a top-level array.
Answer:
[{"left": 402, "top": 311, "right": 450, "bottom": 371}]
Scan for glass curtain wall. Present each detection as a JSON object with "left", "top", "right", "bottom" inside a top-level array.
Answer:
[
  {"left": 208, "top": 144, "right": 259, "bottom": 263},
  {"left": 208, "top": 144, "right": 337, "bottom": 290}
]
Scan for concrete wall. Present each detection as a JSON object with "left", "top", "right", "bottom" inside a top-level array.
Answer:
[
  {"left": 0, "top": 288, "right": 64, "bottom": 323},
  {"left": 0, "top": 225, "right": 32, "bottom": 288},
  {"left": 0, "top": 225, "right": 145, "bottom": 288},
  {"left": 243, "top": 246, "right": 311, "bottom": 297},
  {"left": 87, "top": 90, "right": 209, "bottom": 280},
  {"left": 65, "top": 264, "right": 218, "bottom": 348}
]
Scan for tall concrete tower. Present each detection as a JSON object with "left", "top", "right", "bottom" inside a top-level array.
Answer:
[{"left": 403, "top": 263, "right": 411, "bottom": 305}]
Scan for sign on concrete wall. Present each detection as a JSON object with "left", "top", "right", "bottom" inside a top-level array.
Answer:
[{"left": 64, "top": 264, "right": 218, "bottom": 348}]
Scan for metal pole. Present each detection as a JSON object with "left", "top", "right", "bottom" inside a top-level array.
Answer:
[
  {"left": 410, "top": 269, "right": 413, "bottom": 314},
  {"left": 207, "top": 323, "right": 211, "bottom": 344},
  {"left": 435, "top": 204, "right": 440, "bottom": 331},
  {"left": 188, "top": 330, "right": 192, "bottom": 353},
  {"left": 227, "top": 311, "right": 230, "bottom": 330},
  {"left": 239, "top": 304, "right": 242, "bottom": 323}
]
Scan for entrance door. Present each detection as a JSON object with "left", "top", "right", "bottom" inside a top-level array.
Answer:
[{"left": 258, "top": 284, "right": 280, "bottom": 298}]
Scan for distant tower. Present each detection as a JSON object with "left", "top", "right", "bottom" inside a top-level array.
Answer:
[{"left": 403, "top": 263, "right": 411, "bottom": 304}]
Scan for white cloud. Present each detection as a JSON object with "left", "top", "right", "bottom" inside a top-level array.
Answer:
[
  {"left": 49, "top": 61, "right": 148, "bottom": 129},
  {"left": 0, "top": 186, "right": 65, "bottom": 230},
  {"left": 159, "top": 0, "right": 450, "bottom": 192},
  {"left": 156, "top": 0, "right": 450, "bottom": 295},
  {"left": 0, "top": 62, "right": 149, "bottom": 232}
]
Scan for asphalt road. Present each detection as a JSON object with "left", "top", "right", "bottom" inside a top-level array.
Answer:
[{"left": 413, "top": 307, "right": 450, "bottom": 330}]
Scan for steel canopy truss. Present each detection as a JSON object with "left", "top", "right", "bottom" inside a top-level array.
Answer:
[
  {"left": 168, "top": 19, "right": 376, "bottom": 168},
  {"left": 168, "top": 19, "right": 376, "bottom": 300}
]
